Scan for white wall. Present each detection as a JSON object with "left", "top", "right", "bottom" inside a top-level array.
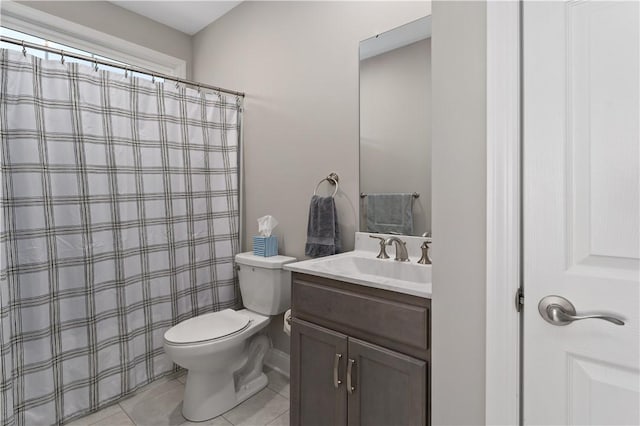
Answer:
[
  {"left": 431, "top": 1, "right": 487, "bottom": 424},
  {"left": 360, "top": 38, "right": 431, "bottom": 235},
  {"left": 192, "top": 1, "right": 430, "bottom": 261},
  {"left": 15, "top": 1, "right": 193, "bottom": 77},
  {"left": 193, "top": 1, "right": 429, "bottom": 355},
  {"left": 7, "top": 4, "right": 492, "bottom": 422}
]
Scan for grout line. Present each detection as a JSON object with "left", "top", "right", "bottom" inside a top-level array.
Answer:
[
  {"left": 118, "top": 402, "right": 137, "bottom": 426},
  {"left": 268, "top": 386, "right": 290, "bottom": 401},
  {"left": 262, "top": 390, "right": 290, "bottom": 426},
  {"left": 266, "top": 375, "right": 290, "bottom": 400},
  {"left": 266, "top": 410, "right": 289, "bottom": 426},
  {"left": 266, "top": 406, "right": 290, "bottom": 426}
]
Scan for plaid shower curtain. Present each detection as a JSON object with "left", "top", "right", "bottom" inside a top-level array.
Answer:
[{"left": 0, "top": 49, "right": 241, "bottom": 425}]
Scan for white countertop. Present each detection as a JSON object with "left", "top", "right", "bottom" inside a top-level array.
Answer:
[{"left": 284, "top": 232, "right": 432, "bottom": 299}]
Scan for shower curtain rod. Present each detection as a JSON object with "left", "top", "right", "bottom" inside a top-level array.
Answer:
[{"left": 1, "top": 35, "right": 245, "bottom": 98}]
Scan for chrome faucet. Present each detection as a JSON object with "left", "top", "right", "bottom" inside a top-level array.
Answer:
[{"left": 384, "top": 236, "right": 409, "bottom": 262}]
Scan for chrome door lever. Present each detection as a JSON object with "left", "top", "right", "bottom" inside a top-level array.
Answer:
[{"left": 538, "top": 295, "right": 625, "bottom": 326}]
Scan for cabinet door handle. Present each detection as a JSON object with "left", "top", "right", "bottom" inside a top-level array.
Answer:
[
  {"left": 347, "top": 358, "right": 356, "bottom": 394},
  {"left": 333, "top": 353, "right": 342, "bottom": 388}
]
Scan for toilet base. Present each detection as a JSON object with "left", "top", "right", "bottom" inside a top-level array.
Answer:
[
  {"left": 182, "top": 371, "right": 268, "bottom": 422},
  {"left": 236, "top": 372, "right": 268, "bottom": 407}
]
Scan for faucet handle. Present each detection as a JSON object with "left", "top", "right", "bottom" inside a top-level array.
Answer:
[
  {"left": 418, "top": 240, "right": 432, "bottom": 264},
  {"left": 369, "top": 235, "right": 390, "bottom": 259}
]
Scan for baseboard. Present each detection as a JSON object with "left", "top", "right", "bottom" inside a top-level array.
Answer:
[{"left": 264, "top": 348, "right": 290, "bottom": 378}]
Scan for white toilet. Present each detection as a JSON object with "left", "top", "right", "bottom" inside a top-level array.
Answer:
[{"left": 163, "top": 252, "right": 296, "bottom": 422}]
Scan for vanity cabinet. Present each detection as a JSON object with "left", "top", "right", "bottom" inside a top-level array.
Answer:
[{"left": 290, "top": 272, "right": 431, "bottom": 426}]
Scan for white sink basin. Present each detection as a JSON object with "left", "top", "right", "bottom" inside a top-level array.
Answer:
[
  {"left": 284, "top": 249, "right": 432, "bottom": 298},
  {"left": 319, "top": 254, "right": 431, "bottom": 284}
]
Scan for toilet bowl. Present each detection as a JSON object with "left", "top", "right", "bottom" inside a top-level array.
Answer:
[{"left": 163, "top": 252, "right": 296, "bottom": 422}]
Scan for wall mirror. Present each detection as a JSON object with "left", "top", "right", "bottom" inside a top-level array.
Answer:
[{"left": 359, "top": 15, "right": 431, "bottom": 237}]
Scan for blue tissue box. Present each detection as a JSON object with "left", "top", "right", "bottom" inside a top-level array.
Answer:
[{"left": 253, "top": 236, "right": 278, "bottom": 257}]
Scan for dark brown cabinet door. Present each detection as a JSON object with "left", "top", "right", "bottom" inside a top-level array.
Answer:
[
  {"left": 346, "top": 337, "right": 427, "bottom": 426},
  {"left": 290, "top": 318, "right": 348, "bottom": 426}
]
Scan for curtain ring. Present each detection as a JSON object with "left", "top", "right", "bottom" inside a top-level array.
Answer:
[
  {"left": 124, "top": 67, "right": 128, "bottom": 78},
  {"left": 21, "top": 41, "right": 26, "bottom": 57},
  {"left": 197, "top": 84, "right": 201, "bottom": 94},
  {"left": 175, "top": 80, "right": 180, "bottom": 89},
  {"left": 93, "top": 59, "right": 98, "bottom": 72},
  {"left": 152, "top": 74, "right": 155, "bottom": 84},
  {"left": 60, "top": 50, "right": 65, "bottom": 65}
]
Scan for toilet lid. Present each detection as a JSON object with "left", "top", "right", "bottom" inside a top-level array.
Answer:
[{"left": 164, "top": 309, "right": 252, "bottom": 344}]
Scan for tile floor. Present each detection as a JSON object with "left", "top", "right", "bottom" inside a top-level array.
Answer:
[{"left": 67, "top": 368, "right": 290, "bottom": 426}]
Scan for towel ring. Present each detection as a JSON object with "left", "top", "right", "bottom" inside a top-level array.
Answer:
[{"left": 314, "top": 172, "right": 339, "bottom": 197}]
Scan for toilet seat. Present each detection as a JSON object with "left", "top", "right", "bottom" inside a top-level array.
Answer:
[{"left": 164, "top": 309, "right": 253, "bottom": 346}]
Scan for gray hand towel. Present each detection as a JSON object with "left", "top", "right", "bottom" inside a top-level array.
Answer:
[
  {"left": 365, "top": 193, "right": 414, "bottom": 235},
  {"left": 305, "top": 195, "right": 341, "bottom": 257}
]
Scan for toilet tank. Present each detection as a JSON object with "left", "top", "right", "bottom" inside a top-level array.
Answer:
[{"left": 235, "top": 252, "right": 297, "bottom": 315}]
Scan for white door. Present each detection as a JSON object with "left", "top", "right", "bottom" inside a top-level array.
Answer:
[{"left": 523, "top": 1, "right": 640, "bottom": 425}]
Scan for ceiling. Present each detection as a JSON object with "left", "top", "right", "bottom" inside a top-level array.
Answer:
[{"left": 109, "top": 1, "right": 243, "bottom": 35}]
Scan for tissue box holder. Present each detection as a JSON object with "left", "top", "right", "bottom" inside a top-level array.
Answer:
[{"left": 253, "top": 236, "right": 278, "bottom": 257}]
